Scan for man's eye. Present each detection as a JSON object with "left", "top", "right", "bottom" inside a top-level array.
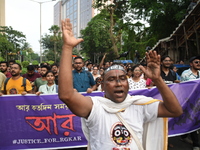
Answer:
[
  {"left": 120, "top": 76, "right": 127, "bottom": 81},
  {"left": 108, "top": 78, "right": 115, "bottom": 81}
]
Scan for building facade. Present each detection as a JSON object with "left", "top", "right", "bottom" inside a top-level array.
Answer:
[{"left": 0, "top": 0, "right": 5, "bottom": 26}]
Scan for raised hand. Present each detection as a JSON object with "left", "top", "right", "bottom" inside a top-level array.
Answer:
[
  {"left": 139, "top": 50, "right": 161, "bottom": 81},
  {"left": 62, "top": 18, "right": 83, "bottom": 48}
]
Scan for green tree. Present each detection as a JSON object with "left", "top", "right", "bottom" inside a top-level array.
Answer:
[
  {"left": 0, "top": 26, "right": 27, "bottom": 61},
  {"left": 80, "top": 11, "right": 112, "bottom": 62},
  {"left": 0, "top": 33, "right": 13, "bottom": 59},
  {"left": 49, "top": 25, "right": 61, "bottom": 63},
  {"left": 93, "top": 0, "right": 132, "bottom": 58},
  {"left": 41, "top": 25, "right": 62, "bottom": 63},
  {"left": 130, "top": 0, "right": 188, "bottom": 40}
]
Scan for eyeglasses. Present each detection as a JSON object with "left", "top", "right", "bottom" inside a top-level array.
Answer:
[
  {"left": 134, "top": 69, "right": 142, "bottom": 72},
  {"left": 194, "top": 61, "right": 200, "bottom": 64},
  {"left": 74, "top": 62, "right": 82, "bottom": 65},
  {"left": 163, "top": 60, "right": 171, "bottom": 62}
]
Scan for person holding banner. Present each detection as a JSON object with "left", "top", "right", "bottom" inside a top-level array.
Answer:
[
  {"left": 180, "top": 55, "right": 200, "bottom": 150},
  {"left": 0, "top": 63, "right": 32, "bottom": 95},
  {"left": 36, "top": 71, "right": 58, "bottom": 95},
  {"left": 58, "top": 18, "right": 183, "bottom": 150}
]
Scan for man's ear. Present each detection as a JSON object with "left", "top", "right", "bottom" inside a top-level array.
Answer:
[{"left": 101, "top": 81, "right": 104, "bottom": 91}]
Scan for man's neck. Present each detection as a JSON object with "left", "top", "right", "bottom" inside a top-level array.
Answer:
[
  {"left": 3, "top": 71, "right": 8, "bottom": 75},
  {"left": 11, "top": 75, "right": 21, "bottom": 80},
  {"left": 76, "top": 69, "right": 82, "bottom": 73},
  {"left": 41, "top": 77, "right": 46, "bottom": 80},
  {"left": 191, "top": 67, "right": 198, "bottom": 75},
  {"left": 161, "top": 66, "right": 170, "bottom": 72},
  {"left": 47, "top": 83, "right": 54, "bottom": 86}
]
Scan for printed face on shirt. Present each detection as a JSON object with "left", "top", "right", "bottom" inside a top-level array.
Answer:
[
  {"left": 10, "top": 64, "right": 21, "bottom": 77},
  {"left": 111, "top": 122, "right": 131, "bottom": 147},
  {"left": 191, "top": 59, "right": 200, "bottom": 70},
  {"left": 102, "top": 70, "right": 129, "bottom": 103},
  {"left": 46, "top": 72, "right": 55, "bottom": 84},
  {"left": 73, "top": 58, "right": 84, "bottom": 71}
]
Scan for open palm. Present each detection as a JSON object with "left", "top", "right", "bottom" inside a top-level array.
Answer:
[
  {"left": 140, "top": 51, "right": 161, "bottom": 81},
  {"left": 62, "top": 18, "right": 83, "bottom": 48}
]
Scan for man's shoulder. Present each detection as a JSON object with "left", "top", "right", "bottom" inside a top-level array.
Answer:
[
  {"left": 35, "top": 77, "right": 42, "bottom": 82},
  {"left": 33, "top": 72, "right": 41, "bottom": 77},
  {"left": 181, "top": 68, "right": 191, "bottom": 75},
  {"left": 22, "top": 73, "right": 28, "bottom": 78},
  {"left": 0, "top": 72, "right": 6, "bottom": 78}
]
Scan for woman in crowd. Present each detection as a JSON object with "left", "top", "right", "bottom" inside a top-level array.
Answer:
[
  {"left": 36, "top": 71, "right": 58, "bottom": 95},
  {"left": 126, "top": 67, "right": 132, "bottom": 78},
  {"left": 92, "top": 66, "right": 101, "bottom": 80},
  {"left": 128, "top": 65, "right": 146, "bottom": 90}
]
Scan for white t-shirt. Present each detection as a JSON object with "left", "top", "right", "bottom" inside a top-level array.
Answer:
[
  {"left": 128, "top": 78, "right": 146, "bottom": 90},
  {"left": 83, "top": 97, "right": 159, "bottom": 150},
  {"left": 38, "top": 84, "right": 57, "bottom": 94}
]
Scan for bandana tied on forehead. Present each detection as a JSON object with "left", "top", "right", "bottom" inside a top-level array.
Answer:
[{"left": 104, "top": 65, "right": 126, "bottom": 74}]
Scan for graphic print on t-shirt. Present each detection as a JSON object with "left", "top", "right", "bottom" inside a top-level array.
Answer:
[
  {"left": 9, "top": 88, "right": 18, "bottom": 94},
  {"left": 111, "top": 122, "right": 132, "bottom": 147}
]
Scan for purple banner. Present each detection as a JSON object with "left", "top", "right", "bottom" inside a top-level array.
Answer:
[
  {"left": 0, "top": 95, "right": 87, "bottom": 150},
  {"left": 0, "top": 79, "right": 200, "bottom": 149}
]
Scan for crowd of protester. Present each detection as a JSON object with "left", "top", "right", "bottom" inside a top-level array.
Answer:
[
  {"left": 0, "top": 53, "right": 200, "bottom": 149},
  {"left": 0, "top": 55, "right": 199, "bottom": 94}
]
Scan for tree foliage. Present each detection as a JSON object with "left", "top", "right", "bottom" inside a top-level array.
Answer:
[
  {"left": 93, "top": 0, "right": 132, "bottom": 58},
  {"left": 80, "top": 11, "right": 113, "bottom": 62},
  {"left": 130, "top": 0, "right": 189, "bottom": 40},
  {"left": 0, "top": 26, "right": 27, "bottom": 60},
  {"left": 41, "top": 25, "right": 62, "bottom": 63},
  {"left": 0, "top": 26, "right": 40, "bottom": 62}
]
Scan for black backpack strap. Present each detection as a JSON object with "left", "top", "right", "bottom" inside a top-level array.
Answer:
[
  {"left": 4, "top": 77, "right": 11, "bottom": 94},
  {"left": 21, "top": 78, "right": 27, "bottom": 91}
]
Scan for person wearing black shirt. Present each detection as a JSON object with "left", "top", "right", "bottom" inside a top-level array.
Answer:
[{"left": 160, "top": 55, "right": 179, "bottom": 84}]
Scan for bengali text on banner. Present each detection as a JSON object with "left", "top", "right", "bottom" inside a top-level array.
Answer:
[{"left": 0, "top": 79, "right": 200, "bottom": 149}]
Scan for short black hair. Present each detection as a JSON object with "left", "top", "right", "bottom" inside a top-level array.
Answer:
[
  {"left": 161, "top": 55, "right": 171, "bottom": 62},
  {"left": 45, "top": 70, "right": 55, "bottom": 77},
  {"left": 41, "top": 65, "right": 51, "bottom": 71},
  {"left": 74, "top": 56, "right": 83, "bottom": 61},
  {"left": 27, "top": 65, "right": 35, "bottom": 71},
  {"left": 87, "top": 62, "right": 93, "bottom": 66},
  {"left": 127, "top": 67, "right": 132, "bottom": 72},
  {"left": 12, "top": 63, "right": 22, "bottom": 70},
  {"left": 51, "top": 63, "right": 59, "bottom": 68},
  {"left": 8, "top": 60, "right": 16, "bottom": 64},
  {"left": 0, "top": 61, "right": 9, "bottom": 67}
]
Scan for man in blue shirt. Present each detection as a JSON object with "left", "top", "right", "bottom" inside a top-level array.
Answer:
[{"left": 72, "top": 56, "right": 96, "bottom": 93}]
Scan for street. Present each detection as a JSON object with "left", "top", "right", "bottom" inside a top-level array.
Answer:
[{"left": 169, "top": 132, "right": 200, "bottom": 150}]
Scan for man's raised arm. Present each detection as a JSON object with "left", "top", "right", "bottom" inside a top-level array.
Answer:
[
  {"left": 58, "top": 19, "right": 93, "bottom": 118},
  {"left": 139, "top": 50, "right": 183, "bottom": 118}
]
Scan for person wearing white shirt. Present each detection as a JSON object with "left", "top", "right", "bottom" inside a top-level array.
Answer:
[{"left": 36, "top": 71, "right": 58, "bottom": 95}]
